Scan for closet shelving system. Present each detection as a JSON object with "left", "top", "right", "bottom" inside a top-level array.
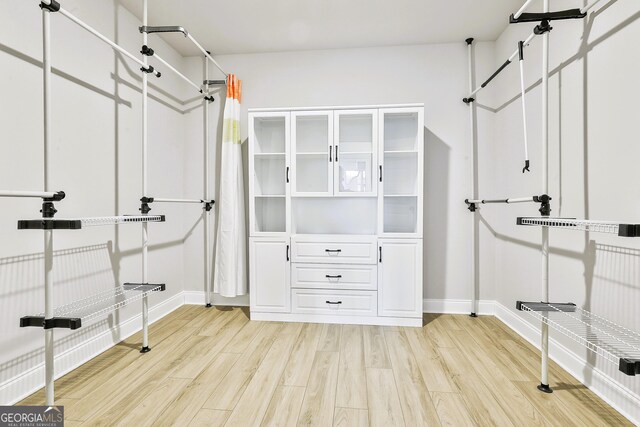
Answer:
[
  {"left": 2, "top": 0, "right": 227, "bottom": 405},
  {"left": 463, "top": 0, "right": 640, "bottom": 394}
]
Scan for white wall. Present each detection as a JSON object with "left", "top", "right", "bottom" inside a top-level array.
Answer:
[
  {"left": 183, "top": 42, "right": 498, "bottom": 304},
  {"left": 0, "top": 0, "right": 194, "bottom": 403},
  {"left": 485, "top": 0, "right": 640, "bottom": 421}
]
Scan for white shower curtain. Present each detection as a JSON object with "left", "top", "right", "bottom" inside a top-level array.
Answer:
[{"left": 214, "top": 75, "right": 247, "bottom": 297}]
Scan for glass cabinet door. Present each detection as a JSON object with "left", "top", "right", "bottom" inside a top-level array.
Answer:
[
  {"left": 378, "top": 107, "right": 423, "bottom": 236},
  {"left": 333, "top": 110, "right": 378, "bottom": 196},
  {"left": 291, "top": 111, "right": 333, "bottom": 196},
  {"left": 249, "top": 112, "right": 290, "bottom": 235}
]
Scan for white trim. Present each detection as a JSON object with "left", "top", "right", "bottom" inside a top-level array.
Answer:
[
  {"left": 0, "top": 292, "right": 183, "bottom": 405},
  {"left": 494, "top": 302, "right": 640, "bottom": 425},
  {"left": 422, "top": 298, "right": 495, "bottom": 315},
  {"left": 248, "top": 103, "right": 424, "bottom": 113},
  {"left": 250, "top": 312, "right": 422, "bottom": 327},
  {"left": 183, "top": 290, "right": 250, "bottom": 307}
]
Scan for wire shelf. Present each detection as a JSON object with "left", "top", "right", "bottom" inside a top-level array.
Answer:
[
  {"left": 24, "top": 283, "right": 164, "bottom": 327},
  {"left": 518, "top": 302, "right": 640, "bottom": 375},
  {"left": 517, "top": 217, "right": 640, "bottom": 237},
  {"left": 18, "top": 215, "right": 165, "bottom": 230}
]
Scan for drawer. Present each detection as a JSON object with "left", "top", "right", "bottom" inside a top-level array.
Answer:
[
  {"left": 292, "top": 289, "right": 377, "bottom": 316},
  {"left": 291, "top": 235, "right": 377, "bottom": 264},
  {"left": 292, "top": 263, "right": 377, "bottom": 291}
]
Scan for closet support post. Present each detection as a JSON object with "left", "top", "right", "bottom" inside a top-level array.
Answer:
[
  {"left": 539, "top": 0, "right": 552, "bottom": 394},
  {"left": 140, "top": 0, "right": 150, "bottom": 353},
  {"left": 204, "top": 57, "right": 212, "bottom": 308},
  {"left": 465, "top": 37, "right": 479, "bottom": 318},
  {"left": 41, "top": 5, "right": 55, "bottom": 406}
]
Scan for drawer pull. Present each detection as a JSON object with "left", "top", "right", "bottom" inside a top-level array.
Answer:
[
  {"left": 325, "top": 249, "right": 342, "bottom": 253},
  {"left": 325, "top": 300, "right": 342, "bottom": 305},
  {"left": 325, "top": 274, "right": 342, "bottom": 279}
]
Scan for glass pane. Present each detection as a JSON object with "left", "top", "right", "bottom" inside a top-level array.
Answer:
[
  {"left": 337, "top": 154, "right": 372, "bottom": 193},
  {"left": 384, "top": 196, "right": 417, "bottom": 233},
  {"left": 296, "top": 154, "right": 328, "bottom": 193},
  {"left": 339, "top": 114, "right": 372, "bottom": 152},
  {"left": 384, "top": 112, "right": 419, "bottom": 152},
  {"left": 254, "top": 117, "right": 286, "bottom": 153},
  {"left": 255, "top": 197, "right": 286, "bottom": 232},
  {"left": 296, "top": 116, "right": 328, "bottom": 153},
  {"left": 383, "top": 153, "right": 418, "bottom": 195},
  {"left": 254, "top": 157, "right": 285, "bottom": 196},
  {"left": 293, "top": 198, "right": 377, "bottom": 235}
]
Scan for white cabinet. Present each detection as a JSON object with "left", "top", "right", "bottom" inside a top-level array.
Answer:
[
  {"left": 249, "top": 237, "right": 291, "bottom": 313},
  {"left": 249, "top": 104, "right": 423, "bottom": 327},
  {"left": 378, "top": 239, "right": 423, "bottom": 318}
]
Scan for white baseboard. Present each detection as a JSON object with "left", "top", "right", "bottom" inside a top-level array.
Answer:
[
  {"left": 0, "top": 292, "right": 184, "bottom": 406},
  {"left": 493, "top": 302, "right": 640, "bottom": 426},
  {"left": 183, "top": 290, "right": 249, "bottom": 307},
  {"left": 423, "top": 298, "right": 495, "bottom": 315}
]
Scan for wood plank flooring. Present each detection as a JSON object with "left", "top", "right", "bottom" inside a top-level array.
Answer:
[{"left": 19, "top": 307, "right": 632, "bottom": 426}]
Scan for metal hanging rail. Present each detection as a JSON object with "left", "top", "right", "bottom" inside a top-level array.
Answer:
[
  {"left": 140, "top": 24, "right": 227, "bottom": 77},
  {"left": 463, "top": 32, "right": 537, "bottom": 102},
  {"left": 39, "top": 0, "right": 160, "bottom": 77},
  {"left": 0, "top": 190, "right": 63, "bottom": 199}
]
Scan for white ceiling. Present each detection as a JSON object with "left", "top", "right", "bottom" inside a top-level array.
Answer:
[{"left": 118, "top": 0, "right": 524, "bottom": 56}]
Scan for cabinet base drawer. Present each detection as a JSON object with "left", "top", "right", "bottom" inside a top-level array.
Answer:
[
  {"left": 292, "top": 289, "right": 377, "bottom": 316},
  {"left": 292, "top": 263, "right": 376, "bottom": 291},
  {"left": 291, "top": 235, "right": 377, "bottom": 264}
]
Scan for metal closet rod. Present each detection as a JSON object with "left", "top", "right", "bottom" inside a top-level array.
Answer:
[
  {"left": 140, "top": 25, "right": 227, "bottom": 77},
  {"left": 39, "top": 0, "right": 161, "bottom": 77},
  {"left": 464, "top": 31, "right": 536, "bottom": 101},
  {"left": 0, "top": 190, "right": 64, "bottom": 199},
  {"left": 465, "top": 196, "right": 540, "bottom": 204}
]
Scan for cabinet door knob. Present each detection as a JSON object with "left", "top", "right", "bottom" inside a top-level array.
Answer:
[
  {"left": 286, "top": 166, "right": 290, "bottom": 183},
  {"left": 286, "top": 244, "right": 290, "bottom": 261},
  {"left": 325, "top": 274, "right": 342, "bottom": 279},
  {"left": 325, "top": 249, "right": 342, "bottom": 253},
  {"left": 329, "top": 146, "right": 333, "bottom": 162},
  {"left": 325, "top": 300, "right": 342, "bottom": 305},
  {"left": 379, "top": 246, "right": 382, "bottom": 262}
]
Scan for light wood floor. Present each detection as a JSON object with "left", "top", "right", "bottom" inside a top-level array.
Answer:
[{"left": 20, "top": 306, "right": 631, "bottom": 426}]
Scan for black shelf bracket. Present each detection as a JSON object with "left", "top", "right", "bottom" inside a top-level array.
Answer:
[
  {"left": 123, "top": 283, "right": 166, "bottom": 292},
  {"left": 516, "top": 301, "right": 577, "bottom": 312},
  {"left": 204, "top": 95, "right": 215, "bottom": 103},
  {"left": 510, "top": 9, "right": 586, "bottom": 24},
  {"left": 462, "top": 97, "right": 475, "bottom": 104},
  {"left": 204, "top": 200, "right": 215, "bottom": 212},
  {"left": 619, "top": 358, "right": 640, "bottom": 376},
  {"left": 18, "top": 219, "right": 82, "bottom": 230},
  {"left": 20, "top": 316, "right": 82, "bottom": 330}
]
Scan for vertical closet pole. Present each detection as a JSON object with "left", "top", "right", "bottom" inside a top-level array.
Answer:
[
  {"left": 140, "top": 0, "right": 150, "bottom": 353},
  {"left": 42, "top": 7, "right": 55, "bottom": 404},
  {"left": 539, "top": 0, "right": 552, "bottom": 393},
  {"left": 204, "top": 58, "right": 212, "bottom": 307},
  {"left": 466, "top": 38, "right": 479, "bottom": 317}
]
